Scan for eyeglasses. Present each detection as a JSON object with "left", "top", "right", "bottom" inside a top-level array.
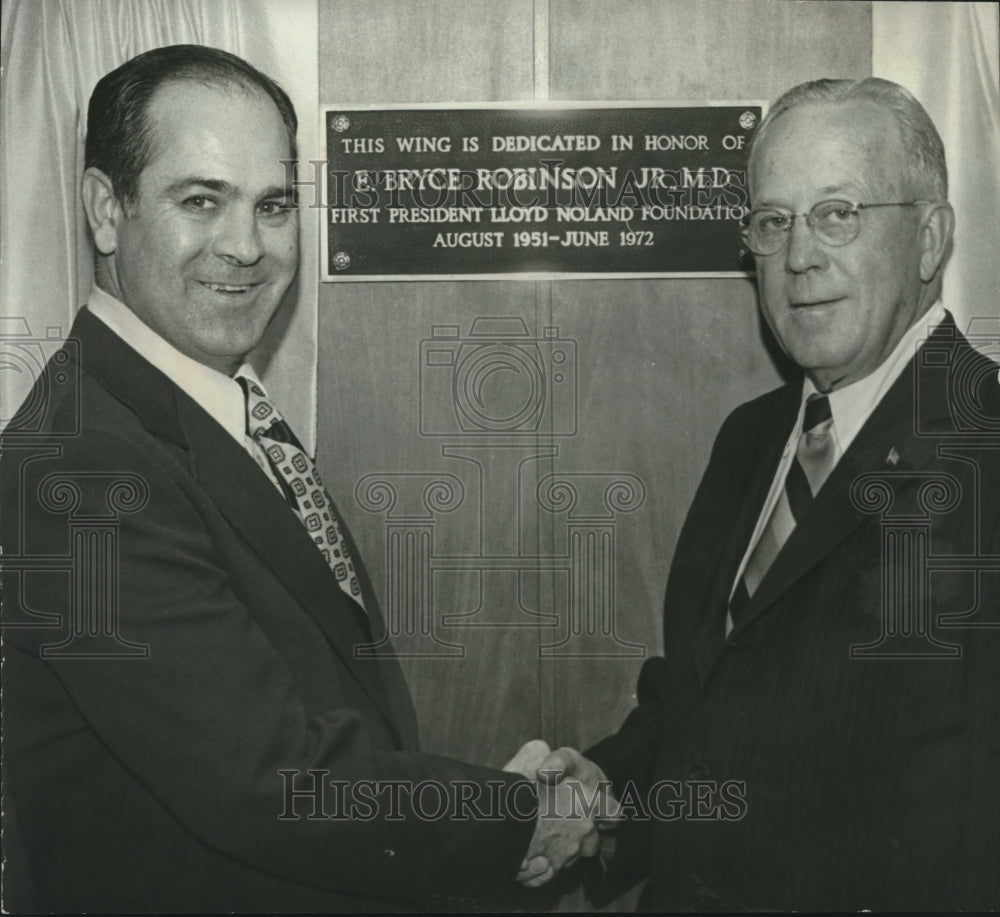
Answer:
[{"left": 740, "top": 199, "right": 931, "bottom": 256}]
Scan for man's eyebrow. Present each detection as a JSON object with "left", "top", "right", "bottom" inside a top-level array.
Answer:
[
  {"left": 755, "top": 184, "right": 858, "bottom": 209},
  {"left": 164, "top": 177, "right": 236, "bottom": 197},
  {"left": 163, "top": 178, "right": 294, "bottom": 202},
  {"left": 260, "top": 184, "right": 295, "bottom": 201}
]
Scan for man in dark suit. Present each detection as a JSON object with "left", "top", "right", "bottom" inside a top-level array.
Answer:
[
  {"left": 537, "top": 78, "right": 1000, "bottom": 910},
  {"left": 0, "top": 44, "right": 600, "bottom": 913}
]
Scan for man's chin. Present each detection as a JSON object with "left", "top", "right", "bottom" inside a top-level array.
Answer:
[
  {"left": 183, "top": 328, "right": 268, "bottom": 374},
  {"left": 779, "top": 334, "right": 857, "bottom": 385}
]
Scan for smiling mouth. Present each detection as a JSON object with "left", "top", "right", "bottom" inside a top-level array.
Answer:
[
  {"left": 790, "top": 297, "right": 844, "bottom": 309},
  {"left": 199, "top": 281, "right": 259, "bottom": 293}
]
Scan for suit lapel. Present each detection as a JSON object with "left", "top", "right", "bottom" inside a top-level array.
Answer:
[
  {"left": 322, "top": 494, "right": 421, "bottom": 747},
  {"left": 727, "top": 318, "right": 961, "bottom": 643},
  {"left": 692, "top": 386, "right": 799, "bottom": 684},
  {"left": 74, "top": 309, "right": 409, "bottom": 745}
]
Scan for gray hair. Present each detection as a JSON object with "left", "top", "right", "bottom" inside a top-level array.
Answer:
[{"left": 747, "top": 77, "right": 948, "bottom": 201}]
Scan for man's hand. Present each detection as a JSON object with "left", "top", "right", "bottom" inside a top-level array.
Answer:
[
  {"left": 518, "top": 776, "right": 601, "bottom": 887},
  {"left": 505, "top": 739, "right": 559, "bottom": 885},
  {"left": 511, "top": 744, "right": 622, "bottom": 887},
  {"left": 503, "top": 739, "right": 552, "bottom": 781},
  {"left": 535, "top": 747, "right": 620, "bottom": 819}
]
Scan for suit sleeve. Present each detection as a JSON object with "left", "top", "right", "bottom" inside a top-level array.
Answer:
[
  {"left": 586, "top": 400, "right": 754, "bottom": 790},
  {"left": 581, "top": 402, "right": 758, "bottom": 902},
  {"left": 5, "top": 425, "right": 536, "bottom": 904}
]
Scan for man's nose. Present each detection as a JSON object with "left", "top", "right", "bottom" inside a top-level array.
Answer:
[
  {"left": 783, "top": 214, "right": 828, "bottom": 274},
  {"left": 213, "top": 205, "right": 264, "bottom": 266}
]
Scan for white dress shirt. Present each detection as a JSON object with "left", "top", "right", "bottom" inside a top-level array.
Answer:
[{"left": 87, "top": 285, "right": 282, "bottom": 490}]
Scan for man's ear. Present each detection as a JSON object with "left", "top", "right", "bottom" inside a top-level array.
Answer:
[
  {"left": 918, "top": 200, "right": 955, "bottom": 283},
  {"left": 81, "top": 167, "right": 125, "bottom": 256}
]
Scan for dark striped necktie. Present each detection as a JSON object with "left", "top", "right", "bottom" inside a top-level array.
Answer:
[
  {"left": 236, "top": 375, "right": 366, "bottom": 612},
  {"left": 729, "top": 393, "right": 838, "bottom": 625}
]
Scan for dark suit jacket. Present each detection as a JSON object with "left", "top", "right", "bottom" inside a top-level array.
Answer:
[
  {"left": 589, "top": 314, "right": 1000, "bottom": 911},
  {"left": 1, "top": 307, "right": 536, "bottom": 913}
]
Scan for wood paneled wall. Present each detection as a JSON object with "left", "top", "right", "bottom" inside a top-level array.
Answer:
[{"left": 316, "top": 1, "right": 870, "bottom": 905}]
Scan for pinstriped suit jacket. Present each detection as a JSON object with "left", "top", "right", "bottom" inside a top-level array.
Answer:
[{"left": 590, "top": 313, "right": 1000, "bottom": 911}]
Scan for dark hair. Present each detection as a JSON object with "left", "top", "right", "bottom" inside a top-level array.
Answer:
[
  {"left": 748, "top": 77, "right": 947, "bottom": 201},
  {"left": 84, "top": 44, "right": 297, "bottom": 205}
]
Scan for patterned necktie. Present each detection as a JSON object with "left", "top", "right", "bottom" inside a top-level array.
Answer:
[
  {"left": 729, "top": 393, "right": 838, "bottom": 623},
  {"left": 237, "top": 376, "right": 366, "bottom": 612}
]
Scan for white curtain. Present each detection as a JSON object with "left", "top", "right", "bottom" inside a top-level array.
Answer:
[
  {"left": 873, "top": 1, "right": 1000, "bottom": 339},
  {"left": 0, "top": 0, "right": 319, "bottom": 445}
]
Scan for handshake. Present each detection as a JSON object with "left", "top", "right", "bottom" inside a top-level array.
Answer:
[{"left": 503, "top": 740, "right": 622, "bottom": 888}]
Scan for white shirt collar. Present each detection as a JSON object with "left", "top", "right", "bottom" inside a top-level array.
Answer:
[
  {"left": 87, "top": 284, "right": 261, "bottom": 446},
  {"left": 801, "top": 301, "right": 947, "bottom": 453}
]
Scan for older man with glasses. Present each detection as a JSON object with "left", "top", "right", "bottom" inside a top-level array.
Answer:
[{"left": 534, "top": 78, "right": 1000, "bottom": 911}]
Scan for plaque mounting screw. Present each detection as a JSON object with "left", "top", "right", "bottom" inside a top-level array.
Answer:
[
  {"left": 332, "top": 115, "right": 351, "bottom": 132},
  {"left": 739, "top": 111, "right": 757, "bottom": 130},
  {"left": 333, "top": 251, "right": 351, "bottom": 271}
]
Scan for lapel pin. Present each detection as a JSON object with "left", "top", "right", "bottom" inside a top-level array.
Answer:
[{"left": 886, "top": 446, "right": 900, "bottom": 466}]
